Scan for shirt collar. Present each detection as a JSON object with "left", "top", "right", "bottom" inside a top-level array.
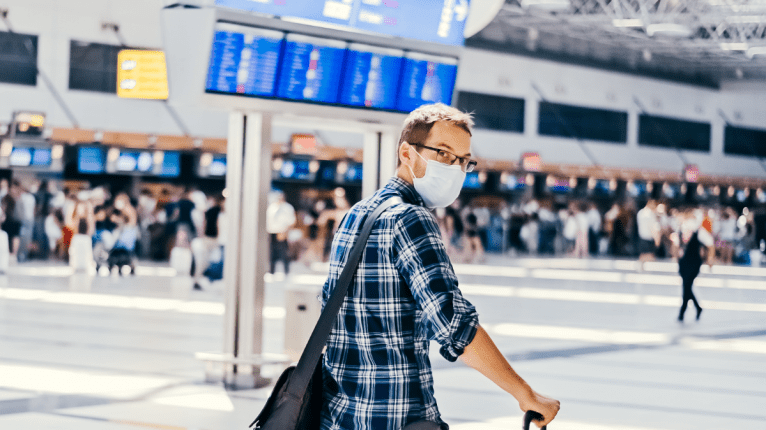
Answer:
[{"left": 384, "top": 177, "right": 425, "bottom": 207}]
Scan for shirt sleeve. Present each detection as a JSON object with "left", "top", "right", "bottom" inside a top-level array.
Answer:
[
  {"left": 698, "top": 228, "right": 715, "bottom": 247},
  {"left": 393, "top": 206, "right": 479, "bottom": 362}
]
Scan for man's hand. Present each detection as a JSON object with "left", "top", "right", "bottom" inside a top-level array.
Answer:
[{"left": 519, "top": 390, "right": 560, "bottom": 428}]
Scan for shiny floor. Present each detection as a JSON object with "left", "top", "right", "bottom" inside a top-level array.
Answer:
[{"left": 1, "top": 255, "right": 765, "bottom": 429}]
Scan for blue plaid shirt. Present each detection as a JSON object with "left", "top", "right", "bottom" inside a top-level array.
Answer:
[{"left": 320, "top": 177, "right": 480, "bottom": 430}]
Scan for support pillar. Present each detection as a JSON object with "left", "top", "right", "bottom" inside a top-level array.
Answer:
[{"left": 223, "top": 111, "right": 271, "bottom": 389}]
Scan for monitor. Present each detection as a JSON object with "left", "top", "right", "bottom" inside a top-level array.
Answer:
[
  {"left": 160, "top": 151, "right": 181, "bottom": 177},
  {"left": 278, "top": 159, "right": 313, "bottom": 181},
  {"left": 214, "top": 0, "right": 470, "bottom": 46},
  {"left": 206, "top": 23, "right": 284, "bottom": 96},
  {"left": 345, "top": 163, "right": 363, "bottom": 183},
  {"left": 78, "top": 147, "right": 106, "bottom": 174},
  {"left": 209, "top": 155, "right": 227, "bottom": 177},
  {"left": 396, "top": 52, "right": 458, "bottom": 112},
  {"left": 463, "top": 171, "right": 482, "bottom": 189},
  {"left": 9, "top": 148, "right": 33, "bottom": 167},
  {"left": 32, "top": 148, "right": 52, "bottom": 166},
  {"left": 339, "top": 44, "right": 403, "bottom": 110},
  {"left": 116, "top": 151, "right": 154, "bottom": 173},
  {"left": 276, "top": 34, "right": 347, "bottom": 103}
]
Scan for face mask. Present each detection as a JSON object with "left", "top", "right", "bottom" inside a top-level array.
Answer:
[{"left": 408, "top": 148, "right": 465, "bottom": 208}]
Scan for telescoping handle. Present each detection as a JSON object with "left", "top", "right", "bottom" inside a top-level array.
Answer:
[{"left": 523, "top": 411, "right": 547, "bottom": 430}]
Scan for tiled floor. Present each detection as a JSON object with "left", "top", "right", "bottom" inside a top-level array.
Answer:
[{"left": 1, "top": 256, "right": 765, "bottom": 429}]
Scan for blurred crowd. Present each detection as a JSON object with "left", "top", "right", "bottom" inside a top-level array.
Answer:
[{"left": 0, "top": 179, "right": 226, "bottom": 282}]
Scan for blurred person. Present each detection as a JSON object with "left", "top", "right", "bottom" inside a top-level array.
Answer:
[
  {"left": 44, "top": 209, "right": 64, "bottom": 259},
  {"left": 33, "top": 180, "right": 53, "bottom": 259},
  {"left": 586, "top": 203, "right": 602, "bottom": 256},
  {"left": 636, "top": 200, "right": 660, "bottom": 269},
  {"left": 464, "top": 208, "right": 485, "bottom": 263},
  {"left": 572, "top": 202, "right": 590, "bottom": 259},
  {"left": 561, "top": 206, "right": 577, "bottom": 255},
  {"left": 266, "top": 191, "right": 296, "bottom": 274},
  {"left": 299, "top": 199, "right": 326, "bottom": 265},
  {"left": 0, "top": 178, "right": 8, "bottom": 200},
  {"left": 1, "top": 192, "right": 21, "bottom": 260},
  {"left": 519, "top": 213, "right": 539, "bottom": 255},
  {"left": 192, "top": 195, "right": 224, "bottom": 290},
  {"left": 172, "top": 188, "right": 197, "bottom": 238},
  {"left": 108, "top": 209, "right": 139, "bottom": 276},
  {"left": 136, "top": 189, "right": 158, "bottom": 259},
  {"left": 717, "top": 207, "right": 737, "bottom": 264},
  {"left": 678, "top": 209, "right": 715, "bottom": 322},
  {"left": 69, "top": 219, "right": 94, "bottom": 273},
  {"left": 537, "top": 200, "right": 557, "bottom": 255},
  {"left": 14, "top": 181, "right": 36, "bottom": 262},
  {"left": 319, "top": 103, "right": 559, "bottom": 430}
]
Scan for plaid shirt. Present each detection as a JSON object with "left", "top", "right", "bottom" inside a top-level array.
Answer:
[{"left": 320, "top": 177, "right": 480, "bottom": 430}]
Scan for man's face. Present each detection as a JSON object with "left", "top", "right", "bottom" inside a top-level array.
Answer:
[{"left": 405, "top": 121, "right": 472, "bottom": 180}]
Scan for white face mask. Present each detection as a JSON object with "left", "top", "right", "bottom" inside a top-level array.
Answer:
[{"left": 408, "top": 148, "right": 465, "bottom": 208}]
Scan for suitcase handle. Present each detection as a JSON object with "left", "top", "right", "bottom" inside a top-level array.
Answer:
[{"left": 523, "top": 411, "right": 547, "bottom": 430}]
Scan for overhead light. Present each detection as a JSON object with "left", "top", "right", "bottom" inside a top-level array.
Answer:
[
  {"left": 612, "top": 19, "right": 643, "bottom": 28},
  {"left": 646, "top": 23, "right": 693, "bottom": 38},
  {"left": 746, "top": 47, "right": 766, "bottom": 58},
  {"left": 720, "top": 42, "right": 749, "bottom": 51},
  {"left": 726, "top": 16, "right": 766, "bottom": 24},
  {"left": 520, "top": 0, "right": 570, "bottom": 11}
]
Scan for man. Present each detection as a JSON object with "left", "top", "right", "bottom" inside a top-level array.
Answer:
[
  {"left": 321, "top": 104, "right": 559, "bottom": 430},
  {"left": 265, "top": 191, "right": 296, "bottom": 275},
  {"left": 636, "top": 199, "right": 660, "bottom": 269}
]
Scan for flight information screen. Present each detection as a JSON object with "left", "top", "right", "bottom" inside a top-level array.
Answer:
[
  {"left": 276, "top": 34, "right": 347, "bottom": 103},
  {"left": 339, "top": 44, "right": 403, "bottom": 109},
  {"left": 214, "top": 0, "right": 470, "bottom": 46},
  {"left": 396, "top": 52, "right": 458, "bottom": 112},
  {"left": 206, "top": 24, "right": 284, "bottom": 96},
  {"left": 78, "top": 147, "right": 106, "bottom": 174}
]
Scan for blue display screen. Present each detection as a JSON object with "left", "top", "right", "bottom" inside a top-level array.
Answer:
[
  {"left": 208, "top": 156, "right": 227, "bottom": 176},
  {"left": 339, "top": 44, "right": 403, "bottom": 109},
  {"left": 279, "top": 159, "right": 313, "bottom": 180},
  {"left": 276, "top": 34, "right": 347, "bottom": 103},
  {"left": 78, "top": 147, "right": 106, "bottom": 174},
  {"left": 9, "top": 147, "right": 50, "bottom": 167},
  {"left": 116, "top": 151, "right": 154, "bottom": 173},
  {"left": 463, "top": 171, "right": 482, "bottom": 189},
  {"left": 396, "top": 53, "right": 458, "bottom": 112},
  {"left": 206, "top": 25, "right": 284, "bottom": 96},
  {"left": 594, "top": 180, "right": 612, "bottom": 195},
  {"left": 345, "top": 163, "right": 363, "bottom": 182},
  {"left": 504, "top": 175, "right": 526, "bottom": 190},
  {"left": 160, "top": 152, "right": 181, "bottom": 177},
  {"left": 214, "top": 0, "right": 470, "bottom": 46}
]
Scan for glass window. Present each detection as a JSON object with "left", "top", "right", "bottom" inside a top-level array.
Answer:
[
  {"left": 456, "top": 91, "right": 524, "bottom": 132},
  {"left": 538, "top": 102, "right": 627, "bottom": 143},
  {"left": 0, "top": 31, "right": 38, "bottom": 86},
  {"left": 638, "top": 114, "right": 711, "bottom": 152},
  {"left": 69, "top": 41, "right": 123, "bottom": 93},
  {"left": 724, "top": 126, "right": 766, "bottom": 158}
]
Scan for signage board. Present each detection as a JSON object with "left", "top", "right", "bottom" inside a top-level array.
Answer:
[
  {"left": 117, "top": 50, "right": 170, "bottom": 100},
  {"left": 214, "top": 0, "right": 470, "bottom": 46}
]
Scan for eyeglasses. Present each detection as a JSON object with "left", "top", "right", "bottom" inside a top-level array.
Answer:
[{"left": 413, "top": 144, "right": 477, "bottom": 173}]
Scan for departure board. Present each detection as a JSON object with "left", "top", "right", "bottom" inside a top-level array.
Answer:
[
  {"left": 206, "top": 24, "right": 284, "bottom": 96},
  {"left": 276, "top": 34, "right": 347, "bottom": 103},
  {"left": 214, "top": 0, "right": 470, "bottom": 46},
  {"left": 339, "top": 44, "right": 403, "bottom": 109},
  {"left": 396, "top": 52, "right": 458, "bottom": 112}
]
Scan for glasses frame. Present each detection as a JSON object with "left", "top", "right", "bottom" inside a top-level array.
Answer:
[{"left": 412, "top": 143, "right": 477, "bottom": 173}]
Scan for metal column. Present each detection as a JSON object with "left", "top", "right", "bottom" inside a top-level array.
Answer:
[{"left": 223, "top": 111, "right": 272, "bottom": 389}]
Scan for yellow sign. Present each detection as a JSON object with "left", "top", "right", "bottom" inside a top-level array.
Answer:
[{"left": 117, "top": 50, "right": 169, "bottom": 100}]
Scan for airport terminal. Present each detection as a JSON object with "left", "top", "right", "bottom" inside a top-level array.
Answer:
[{"left": 0, "top": 0, "right": 765, "bottom": 428}]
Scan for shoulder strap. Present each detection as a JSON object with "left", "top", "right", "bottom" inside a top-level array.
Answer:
[{"left": 284, "top": 196, "right": 403, "bottom": 398}]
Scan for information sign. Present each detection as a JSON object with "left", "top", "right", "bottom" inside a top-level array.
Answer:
[
  {"left": 276, "top": 34, "right": 347, "bottom": 103},
  {"left": 339, "top": 44, "right": 403, "bottom": 109},
  {"left": 117, "top": 50, "right": 169, "bottom": 100},
  {"left": 214, "top": 0, "right": 470, "bottom": 46},
  {"left": 396, "top": 52, "right": 457, "bottom": 112},
  {"left": 206, "top": 24, "right": 284, "bottom": 96}
]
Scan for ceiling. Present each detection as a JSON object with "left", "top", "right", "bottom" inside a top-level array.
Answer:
[{"left": 467, "top": 0, "right": 766, "bottom": 87}]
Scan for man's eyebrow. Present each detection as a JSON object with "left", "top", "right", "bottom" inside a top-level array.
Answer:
[{"left": 433, "top": 141, "right": 471, "bottom": 158}]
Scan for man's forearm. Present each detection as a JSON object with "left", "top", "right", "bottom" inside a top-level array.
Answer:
[{"left": 460, "top": 324, "right": 533, "bottom": 402}]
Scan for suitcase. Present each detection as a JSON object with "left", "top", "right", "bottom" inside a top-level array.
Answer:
[{"left": 523, "top": 411, "right": 547, "bottom": 430}]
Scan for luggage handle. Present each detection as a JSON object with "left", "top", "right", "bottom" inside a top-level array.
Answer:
[{"left": 523, "top": 411, "right": 547, "bottom": 430}]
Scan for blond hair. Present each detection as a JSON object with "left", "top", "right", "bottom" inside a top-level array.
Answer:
[{"left": 398, "top": 103, "right": 474, "bottom": 147}]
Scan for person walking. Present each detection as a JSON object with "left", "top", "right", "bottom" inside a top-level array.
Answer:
[
  {"left": 320, "top": 103, "right": 559, "bottom": 430},
  {"left": 266, "top": 191, "right": 296, "bottom": 275},
  {"left": 636, "top": 200, "right": 660, "bottom": 269},
  {"left": 678, "top": 209, "right": 714, "bottom": 322}
]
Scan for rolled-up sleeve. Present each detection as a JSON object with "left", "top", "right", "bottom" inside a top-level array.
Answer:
[{"left": 393, "top": 207, "right": 479, "bottom": 362}]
